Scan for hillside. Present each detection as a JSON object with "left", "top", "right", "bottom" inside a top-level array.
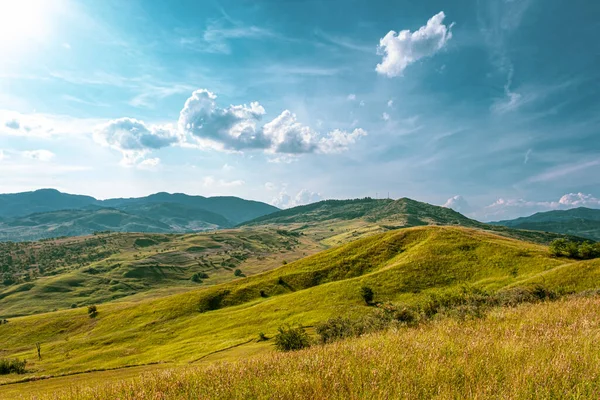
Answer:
[
  {"left": 1, "top": 226, "right": 599, "bottom": 386},
  {"left": 492, "top": 207, "right": 600, "bottom": 241},
  {"left": 241, "top": 197, "right": 582, "bottom": 245},
  {"left": 17, "top": 296, "right": 600, "bottom": 399},
  {"left": 0, "top": 229, "right": 322, "bottom": 317}
]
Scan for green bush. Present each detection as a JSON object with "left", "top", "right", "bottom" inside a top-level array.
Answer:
[
  {"left": 0, "top": 359, "right": 26, "bottom": 375},
  {"left": 360, "top": 286, "right": 374, "bottom": 305},
  {"left": 234, "top": 269, "right": 244, "bottom": 277},
  {"left": 191, "top": 272, "right": 209, "bottom": 283},
  {"left": 549, "top": 239, "right": 600, "bottom": 260},
  {"left": 87, "top": 305, "right": 98, "bottom": 318},
  {"left": 316, "top": 317, "right": 355, "bottom": 344},
  {"left": 274, "top": 324, "right": 310, "bottom": 352}
]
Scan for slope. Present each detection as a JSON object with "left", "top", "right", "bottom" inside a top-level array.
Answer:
[
  {"left": 1, "top": 226, "right": 598, "bottom": 382},
  {"left": 491, "top": 207, "right": 600, "bottom": 241},
  {"left": 241, "top": 197, "right": 582, "bottom": 245}
]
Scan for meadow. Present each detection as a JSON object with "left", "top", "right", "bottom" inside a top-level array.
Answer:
[{"left": 21, "top": 295, "right": 600, "bottom": 399}]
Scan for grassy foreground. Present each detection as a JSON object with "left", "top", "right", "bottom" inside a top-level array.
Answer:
[{"left": 32, "top": 295, "right": 600, "bottom": 399}]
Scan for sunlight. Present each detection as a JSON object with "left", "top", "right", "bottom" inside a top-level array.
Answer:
[{"left": 0, "top": 0, "right": 57, "bottom": 56}]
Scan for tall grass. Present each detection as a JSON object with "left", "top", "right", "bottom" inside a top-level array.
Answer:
[{"left": 41, "top": 296, "right": 600, "bottom": 399}]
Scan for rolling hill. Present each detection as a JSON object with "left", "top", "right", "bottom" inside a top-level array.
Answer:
[
  {"left": 491, "top": 207, "right": 600, "bottom": 241},
  {"left": 241, "top": 197, "right": 583, "bottom": 245},
  {"left": 1, "top": 226, "right": 599, "bottom": 387}
]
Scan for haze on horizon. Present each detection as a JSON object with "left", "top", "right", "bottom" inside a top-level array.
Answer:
[{"left": 0, "top": 0, "right": 599, "bottom": 221}]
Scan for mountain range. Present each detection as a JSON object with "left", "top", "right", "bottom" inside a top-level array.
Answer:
[
  {"left": 491, "top": 207, "right": 600, "bottom": 241},
  {"left": 0, "top": 189, "right": 279, "bottom": 241}
]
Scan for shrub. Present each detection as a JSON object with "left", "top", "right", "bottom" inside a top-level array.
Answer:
[
  {"left": 258, "top": 332, "right": 268, "bottom": 341},
  {"left": 234, "top": 269, "right": 243, "bottom": 277},
  {"left": 70, "top": 303, "right": 77, "bottom": 309},
  {"left": 0, "top": 359, "right": 26, "bottom": 375},
  {"left": 316, "top": 317, "right": 354, "bottom": 344},
  {"left": 274, "top": 324, "right": 310, "bottom": 352},
  {"left": 87, "top": 305, "right": 98, "bottom": 318},
  {"left": 191, "top": 272, "right": 208, "bottom": 283},
  {"left": 360, "top": 286, "right": 374, "bottom": 305}
]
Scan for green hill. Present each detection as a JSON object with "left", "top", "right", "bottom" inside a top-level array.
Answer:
[
  {"left": 1, "top": 226, "right": 598, "bottom": 386},
  {"left": 0, "top": 228, "right": 321, "bottom": 317},
  {"left": 241, "top": 197, "right": 583, "bottom": 245},
  {"left": 491, "top": 207, "right": 600, "bottom": 241}
]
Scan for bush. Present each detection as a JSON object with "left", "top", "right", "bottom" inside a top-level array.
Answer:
[
  {"left": 234, "top": 269, "right": 243, "bottom": 277},
  {"left": 316, "top": 317, "right": 354, "bottom": 344},
  {"left": 70, "top": 303, "right": 77, "bottom": 309},
  {"left": 258, "top": 332, "right": 268, "bottom": 341},
  {"left": 0, "top": 359, "right": 26, "bottom": 375},
  {"left": 274, "top": 324, "right": 310, "bottom": 352},
  {"left": 88, "top": 305, "right": 98, "bottom": 318},
  {"left": 191, "top": 272, "right": 208, "bottom": 283},
  {"left": 360, "top": 286, "right": 374, "bottom": 305},
  {"left": 549, "top": 239, "right": 599, "bottom": 260}
]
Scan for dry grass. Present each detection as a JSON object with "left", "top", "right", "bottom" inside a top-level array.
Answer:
[{"left": 37, "top": 296, "right": 600, "bottom": 400}]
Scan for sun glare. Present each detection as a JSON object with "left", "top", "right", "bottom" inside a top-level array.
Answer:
[{"left": 0, "top": 0, "right": 57, "bottom": 56}]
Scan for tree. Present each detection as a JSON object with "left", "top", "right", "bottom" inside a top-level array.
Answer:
[
  {"left": 549, "top": 239, "right": 567, "bottom": 257},
  {"left": 234, "top": 269, "right": 243, "bottom": 277},
  {"left": 579, "top": 242, "right": 598, "bottom": 260},
  {"left": 361, "top": 286, "right": 374, "bottom": 305}
]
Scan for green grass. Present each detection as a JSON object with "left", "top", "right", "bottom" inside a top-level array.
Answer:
[
  {"left": 16, "top": 295, "right": 600, "bottom": 399},
  {"left": 0, "top": 226, "right": 598, "bottom": 386},
  {"left": 0, "top": 229, "right": 324, "bottom": 317}
]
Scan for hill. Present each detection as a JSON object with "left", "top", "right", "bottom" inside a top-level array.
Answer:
[
  {"left": 18, "top": 296, "right": 600, "bottom": 399},
  {"left": 491, "top": 207, "right": 600, "bottom": 241},
  {"left": 0, "top": 228, "right": 322, "bottom": 317},
  {"left": 241, "top": 197, "right": 582, "bottom": 245},
  {"left": 0, "top": 189, "right": 279, "bottom": 241},
  {"left": 1, "top": 226, "right": 599, "bottom": 386}
]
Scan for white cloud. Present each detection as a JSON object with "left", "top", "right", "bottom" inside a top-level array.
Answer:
[
  {"left": 202, "top": 176, "right": 245, "bottom": 188},
  {"left": 137, "top": 157, "right": 161, "bottom": 170},
  {"left": 382, "top": 112, "right": 390, "bottom": 121},
  {"left": 264, "top": 182, "right": 276, "bottom": 191},
  {"left": 442, "top": 195, "right": 472, "bottom": 214},
  {"left": 476, "top": 192, "right": 600, "bottom": 221},
  {"left": 387, "top": 99, "right": 394, "bottom": 108},
  {"left": 222, "top": 163, "right": 234, "bottom": 171},
  {"left": 0, "top": 149, "right": 5, "bottom": 161},
  {"left": 22, "top": 149, "right": 55, "bottom": 162},
  {"left": 179, "top": 89, "right": 367, "bottom": 155},
  {"left": 272, "top": 189, "right": 323, "bottom": 208},
  {"left": 347, "top": 94, "right": 356, "bottom": 101},
  {"left": 376, "top": 11, "right": 453, "bottom": 77},
  {"left": 359, "top": 100, "right": 365, "bottom": 107},
  {"left": 94, "top": 118, "right": 181, "bottom": 164},
  {"left": 524, "top": 149, "right": 532, "bottom": 164}
]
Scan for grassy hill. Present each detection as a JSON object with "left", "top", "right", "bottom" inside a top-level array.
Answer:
[
  {"left": 21, "top": 295, "right": 600, "bottom": 399},
  {"left": 492, "top": 207, "right": 600, "bottom": 241},
  {"left": 1, "top": 226, "right": 598, "bottom": 387},
  {"left": 241, "top": 197, "right": 583, "bottom": 245},
  {"left": 0, "top": 229, "right": 323, "bottom": 317}
]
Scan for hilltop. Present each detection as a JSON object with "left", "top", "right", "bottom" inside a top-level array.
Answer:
[
  {"left": 491, "top": 207, "right": 600, "bottom": 241},
  {"left": 1, "top": 225, "right": 599, "bottom": 386},
  {"left": 241, "top": 197, "right": 582, "bottom": 245}
]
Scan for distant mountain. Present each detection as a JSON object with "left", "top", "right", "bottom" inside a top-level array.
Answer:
[
  {"left": 0, "top": 189, "right": 278, "bottom": 224},
  {"left": 0, "top": 208, "right": 173, "bottom": 242},
  {"left": 0, "top": 189, "right": 96, "bottom": 217},
  {"left": 241, "top": 197, "right": 583, "bottom": 244},
  {"left": 0, "top": 189, "right": 280, "bottom": 241},
  {"left": 101, "top": 192, "right": 278, "bottom": 225},
  {"left": 490, "top": 207, "right": 600, "bottom": 241}
]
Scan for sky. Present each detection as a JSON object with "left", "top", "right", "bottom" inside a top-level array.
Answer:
[{"left": 0, "top": 0, "right": 599, "bottom": 221}]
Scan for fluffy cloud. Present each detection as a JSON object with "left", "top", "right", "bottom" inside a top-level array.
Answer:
[
  {"left": 179, "top": 89, "right": 367, "bottom": 154},
  {"left": 22, "top": 149, "right": 55, "bottom": 162},
  {"left": 347, "top": 94, "right": 356, "bottom": 101},
  {"left": 376, "top": 11, "right": 453, "bottom": 77},
  {"left": 272, "top": 189, "right": 323, "bottom": 209},
  {"left": 94, "top": 118, "right": 181, "bottom": 164},
  {"left": 202, "top": 176, "right": 245, "bottom": 188},
  {"left": 137, "top": 157, "right": 161, "bottom": 170},
  {"left": 476, "top": 192, "right": 600, "bottom": 221},
  {"left": 442, "top": 195, "right": 472, "bottom": 214},
  {"left": 382, "top": 112, "right": 390, "bottom": 121}
]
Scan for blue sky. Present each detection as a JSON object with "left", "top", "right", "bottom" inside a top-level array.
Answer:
[{"left": 0, "top": 0, "right": 599, "bottom": 220}]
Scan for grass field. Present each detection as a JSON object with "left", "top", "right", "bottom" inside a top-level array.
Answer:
[
  {"left": 10, "top": 295, "right": 600, "bottom": 399},
  {"left": 1, "top": 226, "right": 598, "bottom": 388},
  {"left": 0, "top": 228, "right": 324, "bottom": 317}
]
